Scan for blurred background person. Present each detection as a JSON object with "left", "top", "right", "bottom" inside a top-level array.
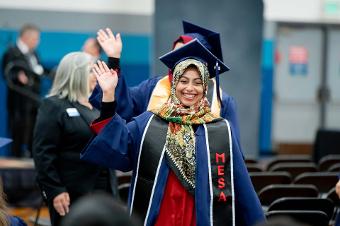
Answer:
[
  {"left": 60, "top": 193, "right": 140, "bottom": 226},
  {"left": 255, "top": 216, "right": 310, "bottom": 226},
  {"left": 82, "top": 37, "right": 102, "bottom": 60},
  {"left": 1, "top": 24, "right": 45, "bottom": 158},
  {"left": 1, "top": 179, "right": 27, "bottom": 226},
  {"left": 44, "top": 37, "right": 103, "bottom": 86},
  {"left": 33, "top": 52, "right": 117, "bottom": 226},
  {"left": 0, "top": 138, "right": 27, "bottom": 226}
]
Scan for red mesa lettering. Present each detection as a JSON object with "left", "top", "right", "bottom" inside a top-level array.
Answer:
[
  {"left": 218, "top": 191, "right": 227, "bottom": 202},
  {"left": 217, "top": 165, "right": 224, "bottom": 176},
  {"left": 215, "top": 153, "right": 225, "bottom": 163},
  {"left": 218, "top": 177, "right": 225, "bottom": 189}
]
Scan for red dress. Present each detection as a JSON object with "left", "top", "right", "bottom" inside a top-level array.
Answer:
[{"left": 155, "top": 171, "right": 196, "bottom": 226}]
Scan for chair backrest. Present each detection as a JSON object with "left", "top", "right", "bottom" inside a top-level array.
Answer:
[
  {"left": 118, "top": 183, "right": 130, "bottom": 204},
  {"left": 313, "top": 129, "right": 340, "bottom": 162},
  {"left": 0, "top": 167, "right": 42, "bottom": 207},
  {"left": 267, "top": 197, "right": 334, "bottom": 220},
  {"left": 269, "top": 162, "right": 318, "bottom": 179},
  {"left": 250, "top": 172, "right": 292, "bottom": 193},
  {"left": 246, "top": 164, "right": 263, "bottom": 172},
  {"left": 266, "top": 210, "right": 329, "bottom": 226},
  {"left": 293, "top": 172, "right": 339, "bottom": 193},
  {"left": 117, "top": 174, "right": 132, "bottom": 185},
  {"left": 328, "top": 163, "right": 340, "bottom": 172},
  {"left": 318, "top": 155, "right": 340, "bottom": 171},
  {"left": 266, "top": 155, "right": 312, "bottom": 171},
  {"left": 258, "top": 184, "right": 319, "bottom": 206},
  {"left": 245, "top": 158, "right": 258, "bottom": 164}
]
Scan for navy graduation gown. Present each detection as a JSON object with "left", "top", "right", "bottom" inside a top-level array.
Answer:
[{"left": 81, "top": 111, "right": 265, "bottom": 226}]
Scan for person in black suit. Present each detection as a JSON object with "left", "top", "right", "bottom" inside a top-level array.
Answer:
[
  {"left": 32, "top": 52, "right": 117, "bottom": 226},
  {"left": 1, "top": 24, "right": 45, "bottom": 157}
]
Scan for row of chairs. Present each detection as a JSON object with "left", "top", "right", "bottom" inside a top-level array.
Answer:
[
  {"left": 257, "top": 184, "right": 337, "bottom": 206},
  {"left": 265, "top": 196, "right": 339, "bottom": 226},
  {"left": 116, "top": 173, "right": 340, "bottom": 226},
  {"left": 266, "top": 210, "right": 330, "bottom": 226},
  {"left": 250, "top": 171, "right": 339, "bottom": 193},
  {"left": 254, "top": 177, "right": 339, "bottom": 226},
  {"left": 248, "top": 162, "right": 340, "bottom": 178},
  {"left": 246, "top": 154, "right": 340, "bottom": 172},
  {"left": 246, "top": 155, "right": 340, "bottom": 226},
  {"left": 266, "top": 197, "right": 335, "bottom": 226}
]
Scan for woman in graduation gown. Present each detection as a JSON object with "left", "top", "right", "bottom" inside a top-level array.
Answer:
[{"left": 81, "top": 40, "right": 265, "bottom": 226}]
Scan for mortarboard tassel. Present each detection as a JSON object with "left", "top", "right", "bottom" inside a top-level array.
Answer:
[{"left": 214, "top": 61, "right": 223, "bottom": 109}]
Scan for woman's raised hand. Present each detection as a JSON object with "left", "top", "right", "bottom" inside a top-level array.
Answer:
[
  {"left": 92, "top": 60, "right": 118, "bottom": 102},
  {"left": 97, "top": 28, "right": 122, "bottom": 58}
]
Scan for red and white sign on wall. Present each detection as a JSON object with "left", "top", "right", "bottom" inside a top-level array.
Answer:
[{"left": 289, "top": 46, "right": 309, "bottom": 76}]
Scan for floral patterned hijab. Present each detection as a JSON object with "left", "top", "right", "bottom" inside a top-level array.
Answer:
[{"left": 152, "top": 58, "right": 219, "bottom": 194}]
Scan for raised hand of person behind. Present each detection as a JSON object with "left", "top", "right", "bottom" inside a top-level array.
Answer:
[
  {"left": 97, "top": 28, "right": 122, "bottom": 58},
  {"left": 92, "top": 60, "right": 118, "bottom": 102}
]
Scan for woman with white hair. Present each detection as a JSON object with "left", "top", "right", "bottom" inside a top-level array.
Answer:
[{"left": 33, "top": 52, "right": 116, "bottom": 226}]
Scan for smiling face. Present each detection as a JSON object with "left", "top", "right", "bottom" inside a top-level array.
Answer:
[{"left": 175, "top": 66, "right": 204, "bottom": 107}]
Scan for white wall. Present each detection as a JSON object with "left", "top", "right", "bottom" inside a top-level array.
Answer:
[
  {"left": 2, "top": 0, "right": 340, "bottom": 22},
  {"left": 264, "top": 0, "right": 322, "bottom": 22},
  {"left": 0, "top": 0, "right": 154, "bottom": 15},
  {"left": 264, "top": 0, "right": 340, "bottom": 23}
]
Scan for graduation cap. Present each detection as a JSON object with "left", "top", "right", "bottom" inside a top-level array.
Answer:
[
  {"left": 182, "top": 20, "right": 223, "bottom": 61},
  {"left": 0, "top": 137, "right": 12, "bottom": 148},
  {"left": 160, "top": 39, "right": 229, "bottom": 78},
  {"left": 160, "top": 39, "right": 229, "bottom": 105}
]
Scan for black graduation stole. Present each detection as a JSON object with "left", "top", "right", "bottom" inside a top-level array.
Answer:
[
  {"left": 131, "top": 115, "right": 233, "bottom": 226},
  {"left": 205, "top": 120, "right": 233, "bottom": 226}
]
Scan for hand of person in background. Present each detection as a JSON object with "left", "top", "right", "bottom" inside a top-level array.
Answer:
[
  {"left": 93, "top": 60, "right": 118, "bottom": 102},
  {"left": 97, "top": 28, "right": 122, "bottom": 58},
  {"left": 336, "top": 179, "right": 340, "bottom": 199},
  {"left": 53, "top": 192, "right": 70, "bottom": 216},
  {"left": 17, "top": 70, "right": 28, "bottom": 85}
]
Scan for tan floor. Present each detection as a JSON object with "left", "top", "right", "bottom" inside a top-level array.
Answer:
[{"left": 8, "top": 207, "right": 50, "bottom": 226}]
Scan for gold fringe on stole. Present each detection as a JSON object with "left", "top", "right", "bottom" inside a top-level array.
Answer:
[{"left": 147, "top": 75, "right": 171, "bottom": 111}]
